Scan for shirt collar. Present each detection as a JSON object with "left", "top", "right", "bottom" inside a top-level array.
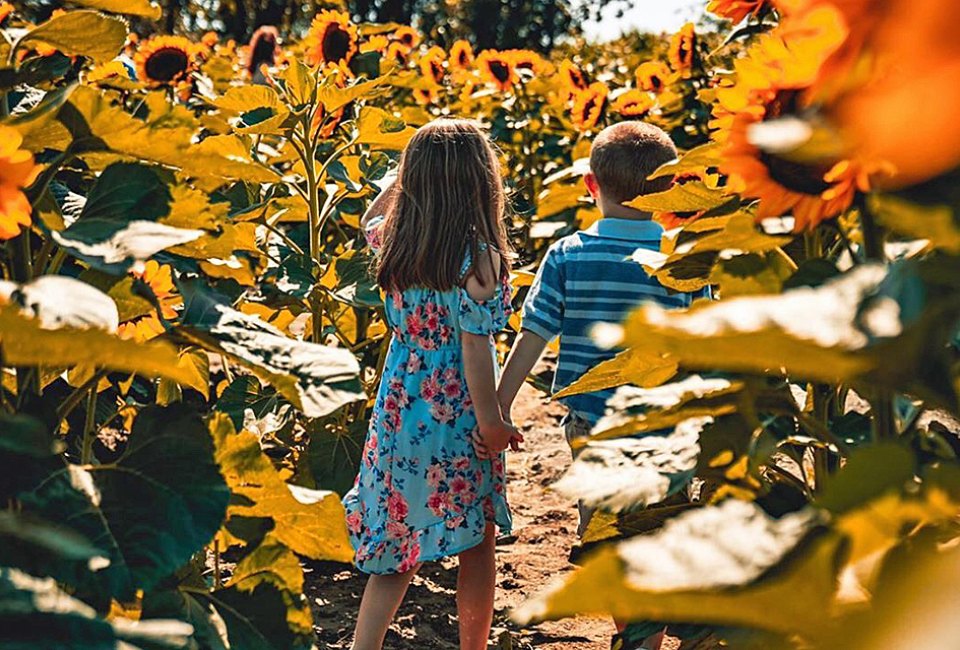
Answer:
[{"left": 582, "top": 217, "right": 664, "bottom": 242}]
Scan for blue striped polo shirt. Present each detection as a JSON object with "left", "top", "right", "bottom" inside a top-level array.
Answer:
[{"left": 521, "top": 218, "right": 701, "bottom": 424}]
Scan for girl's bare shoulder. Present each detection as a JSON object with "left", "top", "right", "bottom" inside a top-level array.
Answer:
[{"left": 463, "top": 247, "right": 502, "bottom": 302}]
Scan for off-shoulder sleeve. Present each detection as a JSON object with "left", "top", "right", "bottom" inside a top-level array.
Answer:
[
  {"left": 458, "top": 250, "right": 512, "bottom": 335},
  {"left": 364, "top": 215, "right": 386, "bottom": 253}
]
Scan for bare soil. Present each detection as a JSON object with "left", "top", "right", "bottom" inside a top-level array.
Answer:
[{"left": 308, "top": 379, "right": 615, "bottom": 650}]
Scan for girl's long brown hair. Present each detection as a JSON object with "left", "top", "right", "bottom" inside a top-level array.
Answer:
[{"left": 376, "top": 119, "right": 511, "bottom": 293}]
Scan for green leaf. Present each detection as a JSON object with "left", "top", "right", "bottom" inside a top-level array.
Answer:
[
  {"left": 20, "top": 405, "right": 230, "bottom": 599},
  {"left": 198, "top": 584, "right": 310, "bottom": 650},
  {"left": 210, "top": 415, "right": 354, "bottom": 563},
  {"left": 514, "top": 502, "right": 841, "bottom": 636},
  {"left": 625, "top": 181, "right": 732, "bottom": 213},
  {"left": 0, "top": 308, "right": 199, "bottom": 385},
  {"left": 318, "top": 75, "right": 392, "bottom": 113},
  {"left": 648, "top": 142, "right": 721, "bottom": 180},
  {"left": 0, "top": 275, "right": 119, "bottom": 332},
  {"left": 586, "top": 377, "right": 746, "bottom": 442},
  {"left": 52, "top": 220, "right": 204, "bottom": 274},
  {"left": 305, "top": 421, "right": 366, "bottom": 495},
  {"left": 553, "top": 417, "right": 704, "bottom": 511},
  {"left": 216, "top": 376, "right": 281, "bottom": 429},
  {"left": 554, "top": 348, "right": 678, "bottom": 399},
  {"left": 816, "top": 443, "right": 915, "bottom": 514},
  {"left": 536, "top": 182, "right": 586, "bottom": 219},
  {"left": 579, "top": 503, "right": 699, "bottom": 546},
  {"left": 0, "top": 511, "right": 104, "bottom": 568},
  {"left": 17, "top": 11, "right": 127, "bottom": 64},
  {"left": 356, "top": 106, "right": 416, "bottom": 151},
  {"left": 870, "top": 193, "right": 960, "bottom": 254},
  {"left": 180, "top": 283, "right": 363, "bottom": 419},
  {"left": 0, "top": 568, "right": 116, "bottom": 650},
  {"left": 330, "top": 250, "right": 381, "bottom": 308},
  {"left": 71, "top": 0, "right": 162, "bottom": 18},
  {"left": 215, "top": 86, "right": 292, "bottom": 136},
  {"left": 80, "top": 162, "right": 173, "bottom": 223}
]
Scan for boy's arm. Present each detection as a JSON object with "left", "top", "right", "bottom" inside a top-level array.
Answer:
[{"left": 497, "top": 330, "right": 549, "bottom": 420}]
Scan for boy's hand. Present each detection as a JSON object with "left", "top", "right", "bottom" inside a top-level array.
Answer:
[{"left": 471, "top": 419, "right": 523, "bottom": 459}]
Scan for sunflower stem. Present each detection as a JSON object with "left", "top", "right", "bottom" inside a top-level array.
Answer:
[
  {"left": 856, "top": 192, "right": 897, "bottom": 440},
  {"left": 81, "top": 385, "right": 98, "bottom": 465}
]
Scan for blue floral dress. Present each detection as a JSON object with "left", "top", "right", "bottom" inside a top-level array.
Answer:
[{"left": 342, "top": 217, "right": 513, "bottom": 575}]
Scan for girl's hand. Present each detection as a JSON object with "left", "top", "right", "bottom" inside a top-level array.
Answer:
[{"left": 471, "top": 419, "right": 523, "bottom": 459}]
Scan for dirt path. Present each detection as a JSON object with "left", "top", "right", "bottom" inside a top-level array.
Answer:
[{"left": 309, "top": 379, "right": 613, "bottom": 649}]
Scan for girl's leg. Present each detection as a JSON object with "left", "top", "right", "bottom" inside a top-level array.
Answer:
[
  {"left": 456, "top": 523, "right": 497, "bottom": 650},
  {"left": 352, "top": 566, "right": 421, "bottom": 650}
]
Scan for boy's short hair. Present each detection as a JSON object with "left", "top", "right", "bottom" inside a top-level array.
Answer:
[{"left": 589, "top": 121, "right": 678, "bottom": 203}]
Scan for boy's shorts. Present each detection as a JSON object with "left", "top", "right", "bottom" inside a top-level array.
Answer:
[{"left": 563, "top": 412, "right": 594, "bottom": 538}]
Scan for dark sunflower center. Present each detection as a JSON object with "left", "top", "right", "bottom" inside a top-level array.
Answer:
[
  {"left": 651, "top": 75, "right": 662, "bottom": 90},
  {"left": 489, "top": 60, "right": 510, "bottom": 83},
  {"left": 516, "top": 60, "right": 533, "bottom": 70},
  {"left": 458, "top": 51, "right": 468, "bottom": 67},
  {"left": 430, "top": 61, "right": 443, "bottom": 82},
  {"left": 678, "top": 40, "right": 691, "bottom": 64},
  {"left": 145, "top": 47, "right": 189, "bottom": 82},
  {"left": 583, "top": 97, "right": 599, "bottom": 117},
  {"left": 572, "top": 70, "right": 586, "bottom": 88},
  {"left": 322, "top": 24, "right": 351, "bottom": 62},
  {"left": 758, "top": 90, "right": 832, "bottom": 195}
]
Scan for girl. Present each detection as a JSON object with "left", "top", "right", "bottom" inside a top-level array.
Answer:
[{"left": 343, "top": 119, "right": 523, "bottom": 650}]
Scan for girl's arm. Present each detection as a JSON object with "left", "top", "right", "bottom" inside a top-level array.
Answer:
[
  {"left": 462, "top": 250, "right": 522, "bottom": 457},
  {"left": 361, "top": 177, "right": 398, "bottom": 228}
]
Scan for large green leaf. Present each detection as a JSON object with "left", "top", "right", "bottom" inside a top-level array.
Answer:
[
  {"left": 870, "top": 193, "right": 960, "bottom": 254},
  {"left": 554, "top": 348, "right": 678, "bottom": 398},
  {"left": 180, "top": 284, "right": 363, "bottom": 419},
  {"left": 614, "top": 264, "right": 912, "bottom": 386},
  {"left": 0, "top": 567, "right": 116, "bottom": 650},
  {"left": 18, "top": 86, "right": 276, "bottom": 183},
  {"left": 0, "top": 511, "right": 105, "bottom": 574},
  {"left": 0, "top": 308, "right": 197, "bottom": 385},
  {"left": 210, "top": 415, "right": 354, "bottom": 563},
  {"left": 0, "top": 568, "right": 194, "bottom": 650},
  {"left": 19, "top": 405, "right": 230, "bottom": 600},
  {"left": 514, "top": 501, "right": 841, "bottom": 636},
  {"left": 625, "top": 181, "right": 731, "bottom": 213},
  {"left": 52, "top": 220, "right": 204, "bottom": 274},
  {"left": 305, "top": 420, "right": 366, "bottom": 495},
  {"left": 0, "top": 276, "right": 118, "bottom": 331},
  {"left": 356, "top": 106, "right": 416, "bottom": 150},
  {"left": 197, "top": 584, "right": 310, "bottom": 650},
  {"left": 17, "top": 11, "right": 127, "bottom": 64},
  {"left": 79, "top": 162, "right": 173, "bottom": 223},
  {"left": 71, "top": 0, "right": 162, "bottom": 18},
  {"left": 585, "top": 376, "right": 743, "bottom": 442},
  {"left": 317, "top": 75, "right": 392, "bottom": 113},
  {"left": 553, "top": 417, "right": 705, "bottom": 511},
  {"left": 215, "top": 86, "right": 292, "bottom": 136}
]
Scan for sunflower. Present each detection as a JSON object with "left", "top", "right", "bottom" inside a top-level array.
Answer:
[
  {"left": 361, "top": 34, "right": 389, "bottom": 54},
  {"left": 610, "top": 89, "right": 654, "bottom": 117},
  {"left": 304, "top": 10, "right": 358, "bottom": 67},
  {"left": 668, "top": 22, "right": 697, "bottom": 77},
  {"left": 0, "top": 2, "right": 14, "bottom": 24},
  {"left": 706, "top": 0, "right": 768, "bottom": 23},
  {"left": 559, "top": 60, "right": 589, "bottom": 95},
  {"left": 419, "top": 46, "right": 446, "bottom": 86},
  {"left": 117, "top": 261, "right": 181, "bottom": 342},
  {"left": 86, "top": 60, "right": 131, "bottom": 84},
  {"left": 477, "top": 50, "right": 516, "bottom": 92},
  {"left": 571, "top": 82, "right": 608, "bottom": 131},
  {"left": 711, "top": 5, "right": 859, "bottom": 230},
  {"left": 506, "top": 49, "right": 547, "bottom": 75},
  {"left": 413, "top": 87, "right": 438, "bottom": 106},
  {"left": 449, "top": 40, "right": 474, "bottom": 71},
  {"left": 635, "top": 60, "right": 672, "bottom": 93},
  {"left": 0, "top": 126, "right": 39, "bottom": 241},
  {"left": 384, "top": 41, "right": 410, "bottom": 67},
  {"left": 134, "top": 35, "right": 195, "bottom": 86},
  {"left": 201, "top": 31, "right": 219, "bottom": 48},
  {"left": 393, "top": 26, "right": 420, "bottom": 50}
]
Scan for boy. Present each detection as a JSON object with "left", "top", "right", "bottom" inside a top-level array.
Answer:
[{"left": 497, "top": 121, "right": 703, "bottom": 646}]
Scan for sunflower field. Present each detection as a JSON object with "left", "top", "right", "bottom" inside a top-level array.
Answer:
[{"left": 1, "top": 0, "right": 960, "bottom": 648}]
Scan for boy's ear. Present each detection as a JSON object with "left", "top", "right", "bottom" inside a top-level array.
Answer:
[{"left": 584, "top": 172, "right": 600, "bottom": 199}]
